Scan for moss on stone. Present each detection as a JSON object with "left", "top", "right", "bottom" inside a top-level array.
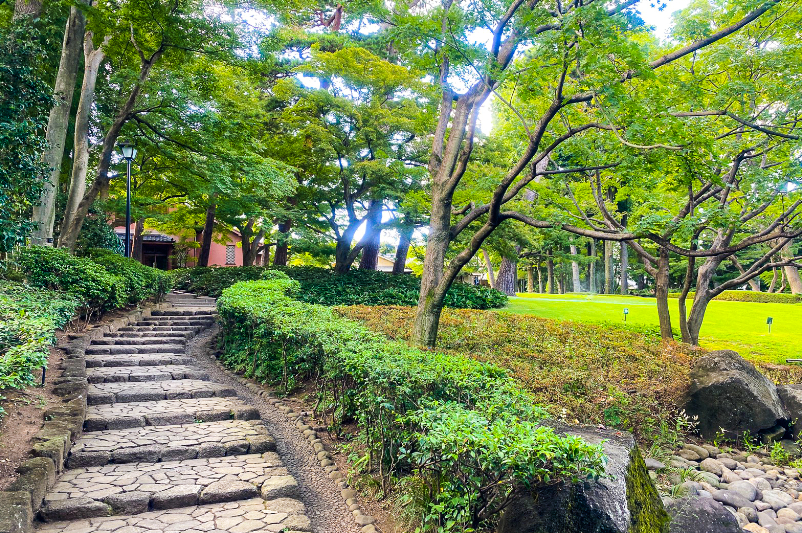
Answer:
[{"left": 626, "top": 446, "right": 669, "bottom": 533}]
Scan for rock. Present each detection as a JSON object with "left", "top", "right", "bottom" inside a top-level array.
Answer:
[
  {"left": 720, "top": 457, "right": 739, "bottom": 470},
  {"left": 764, "top": 489, "right": 795, "bottom": 510},
  {"left": 759, "top": 510, "right": 780, "bottom": 527},
  {"left": 713, "top": 489, "right": 756, "bottom": 510},
  {"left": 0, "top": 492, "right": 32, "bottom": 533},
  {"left": 260, "top": 476, "right": 300, "bottom": 500},
  {"left": 763, "top": 425, "right": 789, "bottom": 444},
  {"left": 666, "top": 497, "right": 742, "bottom": 533},
  {"left": 779, "top": 386, "right": 802, "bottom": 440},
  {"left": 741, "top": 506, "right": 759, "bottom": 522},
  {"left": 701, "top": 458, "right": 724, "bottom": 476},
  {"left": 103, "top": 491, "right": 149, "bottom": 515},
  {"left": 722, "top": 467, "right": 742, "bottom": 484},
  {"left": 786, "top": 523, "right": 802, "bottom": 533},
  {"left": 685, "top": 350, "right": 789, "bottom": 439},
  {"left": 198, "top": 480, "right": 258, "bottom": 504},
  {"left": 39, "top": 497, "right": 111, "bottom": 521},
  {"left": 497, "top": 425, "right": 668, "bottom": 533},
  {"left": 743, "top": 525, "right": 770, "bottom": 533},
  {"left": 646, "top": 458, "right": 666, "bottom": 470},
  {"left": 777, "top": 508, "right": 800, "bottom": 521},
  {"left": 151, "top": 485, "right": 202, "bottom": 510},
  {"left": 730, "top": 480, "right": 760, "bottom": 501},
  {"left": 678, "top": 449, "right": 702, "bottom": 461},
  {"left": 679, "top": 481, "right": 702, "bottom": 497},
  {"left": 697, "top": 472, "right": 722, "bottom": 488},
  {"left": 685, "top": 444, "right": 711, "bottom": 460}
]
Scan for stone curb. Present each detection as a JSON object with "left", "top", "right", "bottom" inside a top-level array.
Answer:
[
  {"left": 0, "top": 302, "right": 160, "bottom": 533},
  {"left": 231, "top": 373, "right": 379, "bottom": 533}
]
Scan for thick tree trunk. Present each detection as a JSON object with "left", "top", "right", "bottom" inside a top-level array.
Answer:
[
  {"left": 197, "top": 200, "right": 216, "bottom": 267},
  {"left": 132, "top": 218, "right": 144, "bottom": 262},
  {"left": 31, "top": 8, "right": 86, "bottom": 245},
  {"left": 768, "top": 268, "right": 778, "bottom": 293},
  {"left": 358, "top": 201, "right": 382, "bottom": 270},
  {"left": 588, "top": 240, "right": 597, "bottom": 293},
  {"left": 782, "top": 242, "right": 802, "bottom": 294},
  {"left": 546, "top": 254, "right": 555, "bottom": 294},
  {"left": 393, "top": 224, "right": 413, "bottom": 274},
  {"left": 262, "top": 244, "right": 270, "bottom": 266},
  {"left": 481, "top": 249, "right": 496, "bottom": 288},
  {"left": 537, "top": 263, "right": 543, "bottom": 293},
  {"left": 685, "top": 259, "right": 723, "bottom": 345},
  {"left": 496, "top": 257, "right": 517, "bottom": 296},
  {"left": 620, "top": 241, "right": 629, "bottom": 295},
  {"left": 242, "top": 223, "right": 266, "bottom": 267},
  {"left": 526, "top": 266, "right": 535, "bottom": 293},
  {"left": 604, "top": 240, "right": 614, "bottom": 294},
  {"left": 60, "top": 32, "right": 107, "bottom": 246},
  {"left": 655, "top": 247, "right": 673, "bottom": 340},
  {"left": 570, "top": 244, "right": 581, "bottom": 293},
  {"left": 273, "top": 220, "right": 291, "bottom": 266}
]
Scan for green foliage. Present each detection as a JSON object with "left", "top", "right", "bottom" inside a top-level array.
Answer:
[
  {"left": 0, "top": 21, "right": 52, "bottom": 251},
  {"left": 216, "top": 276, "right": 603, "bottom": 532},
  {"left": 76, "top": 207, "right": 124, "bottom": 255},
  {"left": 86, "top": 249, "right": 172, "bottom": 303},
  {"left": 0, "top": 281, "right": 79, "bottom": 391},
  {"left": 173, "top": 266, "right": 507, "bottom": 309},
  {"left": 668, "top": 291, "right": 802, "bottom": 304}
]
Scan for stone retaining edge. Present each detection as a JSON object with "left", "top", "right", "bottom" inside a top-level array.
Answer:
[{"left": 0, "top": 301, "right": 165, "bottom": 533}]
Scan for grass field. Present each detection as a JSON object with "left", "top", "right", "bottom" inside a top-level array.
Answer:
[{"left": 504, "top": 293, "right": 802, "bottom": 364}]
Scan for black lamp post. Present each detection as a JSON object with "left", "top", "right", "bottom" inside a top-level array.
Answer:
[{"left": 118, "top": 141, "right": 137, "bottom": 257}]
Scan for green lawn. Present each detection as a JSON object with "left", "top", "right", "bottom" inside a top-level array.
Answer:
[{"left": 503, "top": 293, "right": 802, "bottom": 364}]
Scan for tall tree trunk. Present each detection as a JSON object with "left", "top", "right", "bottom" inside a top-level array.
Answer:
[
  {"left": 526, "top": 266, "right": 535, "bottom": 293},
  {"left": 588, "top": 239, "right": 597, "bottom": 293},
  {"left": 60, "top": 31, "right": 107, "bottom": 246},
  {"left": 558, "top": 271, "right": 565, "bottom": 294},
  {"left": 197, "top": 200, "right": 216, "bottom": 267},
  {"left": 604, "top": 240, "right": 614, "bottom": 294},
  {"left": 241, "top": 222, "right": 266, "bottom": 267},
  {"left": 481, "top": 249, "right": 496, "bottom": 288},
  {"left": 393, "top": 223, "right": 413, "bottom": 274},
  {"left": 654, "top": 247, "right": 673, "bottom": 340},
  {"left": 730, "top": 256, "right": 760, "bottom": 291},
  {"left": 13, "top": 0, "right": 42, "bottom": 19},
  {"left": 359, "top": 201, "right": 382, "bottom": 270},
  {"left": 620, "top": 241, "right": 629, "bottom": 295},
  {"left": 782, "top": 242, "right": 802, "bottom": 294},
  {"left": 262, "top": 244, "right": 270, "bottom": 266},
  {"left": 546, "top": 253, "right": 555, "bottom": 294},
  {"left": 31, "top": 7, "right": 86, "bottom": 245},
  {"left": 496, "top": 257, "right": 517, "bottom": 296},
  {"left": 132, "top": 218, "right": 144, "bottom": 262},
  {"left": 273, "top": 220, "right": 291, "bottom": 266},
  {"left": 537, "top": 263, "right": 543, "bottom": 293},
  {"left": 768, "top": 267, "right": 778, "bottom": 293},
  {"left": 570, "top": 244, "right": 581, "bottom": 293}
]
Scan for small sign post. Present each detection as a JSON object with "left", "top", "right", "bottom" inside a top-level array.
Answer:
[
  {"left": 623, "top": 308, "right": 629, "bottom": 322},
  {"left": 767, "top": 317, "right": 773, "bottom": 334}
]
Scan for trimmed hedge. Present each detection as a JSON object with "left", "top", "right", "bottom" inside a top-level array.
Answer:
[
  {"left": 86, "top": 248, "right": 171, "bottom": 303},
  {"left": 173, "top": 265, "right": 508, "bottom": 309},
  {"left": 668, "top": 290, "right": 802, "bottom": 304},
  {"left": 217, "top": 274, "right": 603, "bottom": 531}
]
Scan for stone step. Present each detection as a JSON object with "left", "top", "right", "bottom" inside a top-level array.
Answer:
[
  {"left": 136, "top": 319, "right": 214, "bottom": 327},
  {"left": 119, "top": 325, "right": 200, "bottom": 332},
  {"left": 91, "top": 337, "right": 188, "bottom": 346},
  {"left": 151, "top": 309, "right": 216, "bottom": 316},
  {"left": 84, "top": 397, "right": 260, "bottom": 431},
  {"left": 86, "top": 365, "right": 209, "bottom": 384},
  {"left": 87, "top": 380, "right": 237, "bottom": 405},
  {"left": 67, "top": 420, "right": 275, "bottom": 467},
  {"left": 85, "top": 354, "right": 193, "bottom": 368},
  {"left": 85, "top": 344, "right": 186, "bottom": 355},
  {"left": 103, "top": 331, "right": 192, "bottom": 339},
  {"left": 39, "top": 454, "right": 297, "bottom": 521},
  {"left": 36, "top": 497, "right": 310, "bottom": 532}
]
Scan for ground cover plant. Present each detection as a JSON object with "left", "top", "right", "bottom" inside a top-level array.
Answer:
[
  {"left": 504, "top": 293, "right": 802, "bottom": 364},
  {"left": 175, "top": 266, "right": 507, "bottom": 309},
  {"left": 216, "top": 274, "right": 604, "bottom": 532}
]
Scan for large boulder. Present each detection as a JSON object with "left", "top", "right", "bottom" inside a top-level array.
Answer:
[
  {"left": 778, "top": 385, "right": 802, "bottom": 439},
  {"left": 685, "top": 350, "right": 788, "bottom": 439},
  {"left": 496, "top": 425, "right": 668, "bottom": 533},
  {"left": 665, "top": 497, "right": 742, "bottom": 533}
]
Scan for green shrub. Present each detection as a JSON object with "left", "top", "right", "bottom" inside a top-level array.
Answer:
[
  {"left": 174, "top": 265, "right": 508, "bottom": 309},
  {"left": 15, "top": 246, "right": 125, "bottom": 317},
  {"left": 668, "top": 290, "right": 802, "bottom": 304},
  {"left": 217, "top": 276, "right": 603, "bottom": 532},
  {"left": 86, "top": 249, "right": 172, "bottom": 303},
  {"left": 0, "top": 281, "right": 79, "bottom": 392}
]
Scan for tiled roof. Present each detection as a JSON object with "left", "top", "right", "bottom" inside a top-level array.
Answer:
[{"left": 115, "top": 231, "right": 175, "bottom": 243}]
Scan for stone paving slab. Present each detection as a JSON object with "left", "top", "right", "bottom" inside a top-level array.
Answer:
[
  {"left": 136, "top": 319, "right": 215, "bottom": 327},
  {"left": 91, "top": 337, "right": 188, "bottom": 345},
  {"left": 88, "top": 380, "right": 236, "bottom": 405},
  {"left": 87, "top": 365, "right": 209, "bottom": 384},
  {"left": 84, "top": 398, "right": 260, "bottom": 431},
  {"left": 68, "top": 420, "right": 276, "bottom": 467},
  {"left": 119, "top": 325, "right": 201, "bottom": 332},
  {"left": 36, "top": 497, "right": 312, "bottom": 532},
  {"left": 151, "top": 310, "right": 216, "bottom": 316},
  {"left": 105, "top": 331, "right": 193, "bottom": 338},
  {"left": 40, "top": 454, "right": 290, "bottom": 520},
  {"left": 86, "top": 344, "right": 187, "bottom": 355},
  {"left": 85, "top": 354, "right": 194, "bottom": 368}
]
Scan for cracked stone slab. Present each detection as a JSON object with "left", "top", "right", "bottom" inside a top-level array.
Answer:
[
  {"left": 87, "top": 365, "right": 209, "bottom": 384},
  {"left": 87, "top": 379, "right": 236, "bottom": 405},
  {"left": 85, "top": 354, "right": 194, "bottom": 368},
  {"left": 41, "top": 454, "right": 287, "bottom": 519},
  {"left": 84, "top": 398, "right": 260, "bottom": 431},
  {"left": 36, "top": 497, "right": 311, "bottom": 532},
  {"left": 68, "top": 420, "right": 276, "bottom": 467}
]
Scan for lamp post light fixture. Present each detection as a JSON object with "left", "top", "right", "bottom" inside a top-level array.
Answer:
[{"left": 117, "top": 141, "right": 137, "bottom": 257}]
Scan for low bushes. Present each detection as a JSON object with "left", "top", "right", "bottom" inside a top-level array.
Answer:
[
  {"left": 87, "top": 248, "right": 171, "bottom": 303},
  {"left": 175, "top": 265, "right": 508, "bottom": 309},
  {"left": 668, "top": 290, "right": 802, "bottom": 304},
  {"left": 216, "top": 275, "right": 603, "bottom": 532}
]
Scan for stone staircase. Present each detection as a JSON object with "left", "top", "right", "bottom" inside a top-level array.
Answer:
[{"left": 35, "top": 292, "right": 311, "bottom": 533}]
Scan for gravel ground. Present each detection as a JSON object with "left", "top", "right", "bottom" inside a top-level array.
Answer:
[{"left": 187, "top": 323, "right": 362, "bottom": 533}]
